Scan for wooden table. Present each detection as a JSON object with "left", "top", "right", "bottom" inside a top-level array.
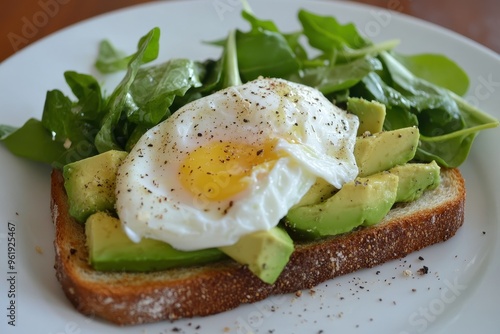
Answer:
[{"left": 1, "top": 0, "right": 498, "bottom": 63}]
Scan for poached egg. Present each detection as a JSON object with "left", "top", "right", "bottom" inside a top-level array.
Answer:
[{"left": 115, "top": 78, "right": 359, "bottom": 250}]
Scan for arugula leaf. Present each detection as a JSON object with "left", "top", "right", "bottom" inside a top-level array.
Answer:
[
  {"left": 94, "top": 27, "right": 160, "bottom": 152},
  {"left": 298, "top": 9, "right": 399, "bottom": 64},
  {"left": 63, "top": 71, "right": 103, "bottom": 121},
  {"left": 94, "top": 40, "right": 128, "bottom": 74},
  {"left": 95, "top": 29, "right": 160, "bottom": 74},
  {"left": 298, "top": 9, "right": 368, "bottom": 52},
  {"left": 241, "top": 9, "right": 280, "bottom": 32}
]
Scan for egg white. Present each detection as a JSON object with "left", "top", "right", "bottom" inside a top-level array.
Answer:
[{"left": 115, "top": 78, "right": 359, "bottom": 250}]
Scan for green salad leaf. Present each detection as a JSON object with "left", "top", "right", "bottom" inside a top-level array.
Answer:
[
  {"left": 0, "top": 119, "right": 69, "bottom": 166},
  {"left": 95, "top": 27, "right": 161, "bottom": 153},
  {"left": 1, "top": 8, "right": 497, "bottom": 169},
  {"left": 394, "top": 53, "right": 469, "bottom": 96},
  {"left": 95, "top": 27, "right": 161, "bottom": 74}
]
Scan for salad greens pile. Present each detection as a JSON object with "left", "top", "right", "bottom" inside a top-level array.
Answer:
[{"left": 1, "top": 8, "right": 498, "bottom": 169}]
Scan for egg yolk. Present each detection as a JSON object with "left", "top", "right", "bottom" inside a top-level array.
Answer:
[{"left": 179, "top": 141, "right": 280, "bottom": 201}]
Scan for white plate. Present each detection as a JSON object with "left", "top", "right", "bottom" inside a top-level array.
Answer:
[{"left": 1, "top": 1, "right": 499, "bottom": 333}]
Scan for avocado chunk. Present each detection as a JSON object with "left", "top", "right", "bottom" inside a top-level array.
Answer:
[
  {"left": 347, "top": 97, "right": 386, "bottom": 136},
  {"left": 355, "top": 127, "right": 419, "bottom": 177},
  {"left": 390, "top": 161, "right": 441, "bottom": 202},
  {"left": 285, "top": 172, "right": 399, "bottom": 239},
  {"left": 63, "top": 150, "right": 128, "bottom": 223},
  {"left": 219, "top": 227, "right": 294, "bottom": 284},
  {"left": 292, "top": 178, "right": 336, "bottom": 208},
  {"left": 86, "top": 212, "right": 226, "bottom": 272}
]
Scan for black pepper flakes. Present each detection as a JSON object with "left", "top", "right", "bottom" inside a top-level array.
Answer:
[{"left": 417, "top": 266, "right": 429, "bottom": 275}]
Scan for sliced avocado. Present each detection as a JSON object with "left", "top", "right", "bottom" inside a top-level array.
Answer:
[
  {"left": 390, "top": 161, "right": 441, "bottom": 202},
  {"left": 355, "top": 127, "right": 419, "bottom": 177},
  {"left": 63, "top": 150, "right": 128, "bottom": 223},
  {"left": 219, "top": 227, "right": 294, "bottom": 284},
  {"left": 292, "top": 178, "right": 336, "bottom": 208},
  {"left": 347, "top": 97, "right": 386, "bottom": 136},
  {"left": 285, "top": 172, "right": 399, "bottom": 240},
  {"left": 86, "top": 212, "right": 226, "bottom": 272}
]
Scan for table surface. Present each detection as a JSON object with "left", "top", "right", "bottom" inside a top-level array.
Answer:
[{"left": 1, "top": 0, "right": 498, "bottom": 63}]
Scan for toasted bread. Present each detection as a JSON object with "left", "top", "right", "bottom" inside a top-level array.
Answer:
[{"left": 51, "top": 167, "right": 465, "bottom": 325}]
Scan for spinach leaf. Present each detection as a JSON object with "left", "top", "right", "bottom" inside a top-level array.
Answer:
[
  {"left": 0, "top": 119, "right": 70, "bottom": 167},
  {"left": 41, "top": 89, "right": 76, "bottom": 142},
  {"left": 375, "top": 51, "right": 497, "bottom": 167},
  {"left": 221, "top": 29, "right": 243, "bottom": 88},
  {"left": 197, "top": 29, "right": 242, "bottom": 95},
  {"left": 121, "top": 58, "right": 204, "bottom": 149},
  {"left": 235, "top": 30, "right": 300, "bottom": 81},
  {"left": 293, "top": 56, "right": 382, "bottom": 95},
  {"left": 208, "top": 11, "right": 300, "bottom": 82},
  {"left": 41, "top": 88, "right": 98, "bottom": 165},
  {"left": 241, "top": 9, "right": 308, "bottom": 65},
  {"left": 417, "top": 91, "right": 499, "bottom": 166},
  {"left": 380, "top": 52, "right": 460, "bottom": 112},
  {"left": 0, "top": 70, "right": 105, "bottom": 167},
  {"left": 234, "top": 11, "right": 300, "bottom": 81},
  {"left": 0, "top": 124, "right": 16, "bottom": 138},
  {"left": 352, "top": 72, "right": 418, "bottom": 129},
  {"left": 127, "top": 59, "right": 203, "bottom": 126},
  {"left": 241, "top": 9, "right": 280, "bottom": 32}
]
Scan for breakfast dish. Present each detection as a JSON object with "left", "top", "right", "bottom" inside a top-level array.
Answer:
[{"left": 0, "top": 1, "right": 499, "bottom": 333}]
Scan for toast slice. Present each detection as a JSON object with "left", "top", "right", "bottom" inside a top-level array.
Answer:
[{"left": 51, "top": 167, "right": 465, "bottom": 325}]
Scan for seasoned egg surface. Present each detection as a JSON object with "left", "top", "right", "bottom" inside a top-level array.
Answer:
[{"left": 115, "top": 78, "right": 359, "bottom": 250}]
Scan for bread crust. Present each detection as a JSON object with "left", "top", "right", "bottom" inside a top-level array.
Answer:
[{"left": 51, "top": 168, "right": 465, "bottom": 325}]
